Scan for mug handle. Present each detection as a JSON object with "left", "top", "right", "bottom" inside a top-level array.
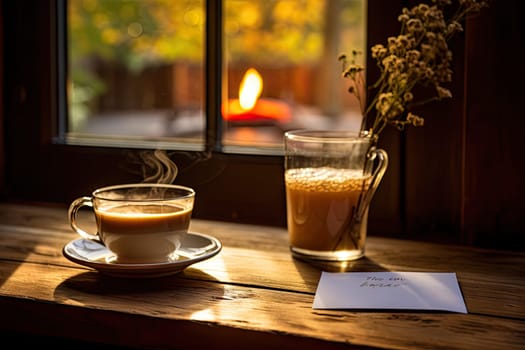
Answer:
[
  {"left": 68, "top": 196, "right": 101, "bottom": 242},
  {"left": 356, "top": 148, "right": 389, "bottom": 219}
]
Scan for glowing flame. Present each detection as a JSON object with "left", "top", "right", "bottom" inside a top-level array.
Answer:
[
  {"left": 238, "top": 68, "right": 263, "bottom": 110},
  {"left": 223, "top": 67, "right": 291, "bottom": 123}
]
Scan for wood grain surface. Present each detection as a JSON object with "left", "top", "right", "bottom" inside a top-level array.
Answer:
[{"left": 0, "top": 203, "right": 523, "bottom": 349}]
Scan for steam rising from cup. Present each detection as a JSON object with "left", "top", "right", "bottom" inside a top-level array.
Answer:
[{"left": 140, "top": 149, "right": 178, "bottom": 184}]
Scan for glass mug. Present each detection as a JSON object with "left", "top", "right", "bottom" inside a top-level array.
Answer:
[
  {"left": 68, "top": 183, "right": 195, "bottom": 264},
  {"left": 284, "top": 130, "right": 388, "bottom": 261}
]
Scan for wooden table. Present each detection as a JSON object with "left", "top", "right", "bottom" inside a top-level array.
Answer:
[{"left": 0, "top": 203, "right": 523, "bottom": 349}]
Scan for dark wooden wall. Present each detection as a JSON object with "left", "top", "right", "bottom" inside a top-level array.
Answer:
[
  {"left": 0, "top": 3, "right": 4, "bottom": 192},
  {"left": 462, "top": 0, "right": 525, "bottom": 248},
  {"left": 368, "top": 0, "right": 525, "bottom": 250}
]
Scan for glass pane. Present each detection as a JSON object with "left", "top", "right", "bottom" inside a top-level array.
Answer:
[
  {"left": 223, "top": 0, "right": 366, "bottom": 151},
  {"left": 67, "top": 0, "right": 205, "bottom": 149}
]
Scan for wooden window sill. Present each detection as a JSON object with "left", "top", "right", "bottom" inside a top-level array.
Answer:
[{"left": 0, "top": 203, "right": 523, "bottom": 349}]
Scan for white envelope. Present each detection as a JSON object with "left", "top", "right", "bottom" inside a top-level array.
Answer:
[{"left": 313, "top": 271, "right": 467, "bottom": 313}]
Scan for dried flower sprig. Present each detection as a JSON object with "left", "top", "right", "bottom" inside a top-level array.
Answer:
[{"left": 339, "top": 0, "right": 488, "bottom": 138}]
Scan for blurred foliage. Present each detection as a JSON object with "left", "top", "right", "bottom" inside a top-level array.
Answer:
[
  {"left": 69, "top": 0, "right": 204, "bottom": 71},
  {"left": 226, "top": 0, "right": 324, "bottom": 64},
  {"left": 67, "top": 0, "right": 363, "bottom": 129},
  {"left": 69, "top": 0, "right": 363, "bottom": 68}
]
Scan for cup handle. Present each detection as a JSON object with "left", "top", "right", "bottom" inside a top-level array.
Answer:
[
  {"left": 68, "top": 196, "right": 101, "bottom": 242},
  {"left": 357, "top": 148, "right": 389, "bottom": 219}
]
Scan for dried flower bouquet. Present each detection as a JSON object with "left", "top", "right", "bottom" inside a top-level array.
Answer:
[{"left": 339, "top": 0, "right": 488, "bottom": 138}]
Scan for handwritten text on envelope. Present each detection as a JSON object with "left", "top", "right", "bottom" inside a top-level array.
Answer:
[{"left": 313, "top": 271, "right": 467, "bottom": 313}]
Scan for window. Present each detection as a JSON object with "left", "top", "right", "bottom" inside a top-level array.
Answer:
[
  {"left": 66, "top": 0, "right": 207, "bottom": 150},
  {"left": 3, "top": 0, "right": 394, "bottom": 230},
  {"left": 65, "top": 0, "right": 365, "bottom": 153},
  {"left": 4, "top": 0, "right": 370, "bottom": 226}
]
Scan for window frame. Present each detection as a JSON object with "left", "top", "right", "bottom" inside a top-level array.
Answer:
[{"left": 1, "top": 0, "right": 295, "bottom": 227}]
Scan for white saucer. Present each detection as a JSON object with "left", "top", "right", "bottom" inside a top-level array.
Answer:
[{"left": 62, "top": 232, "right": 222, "bottom": 278}]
